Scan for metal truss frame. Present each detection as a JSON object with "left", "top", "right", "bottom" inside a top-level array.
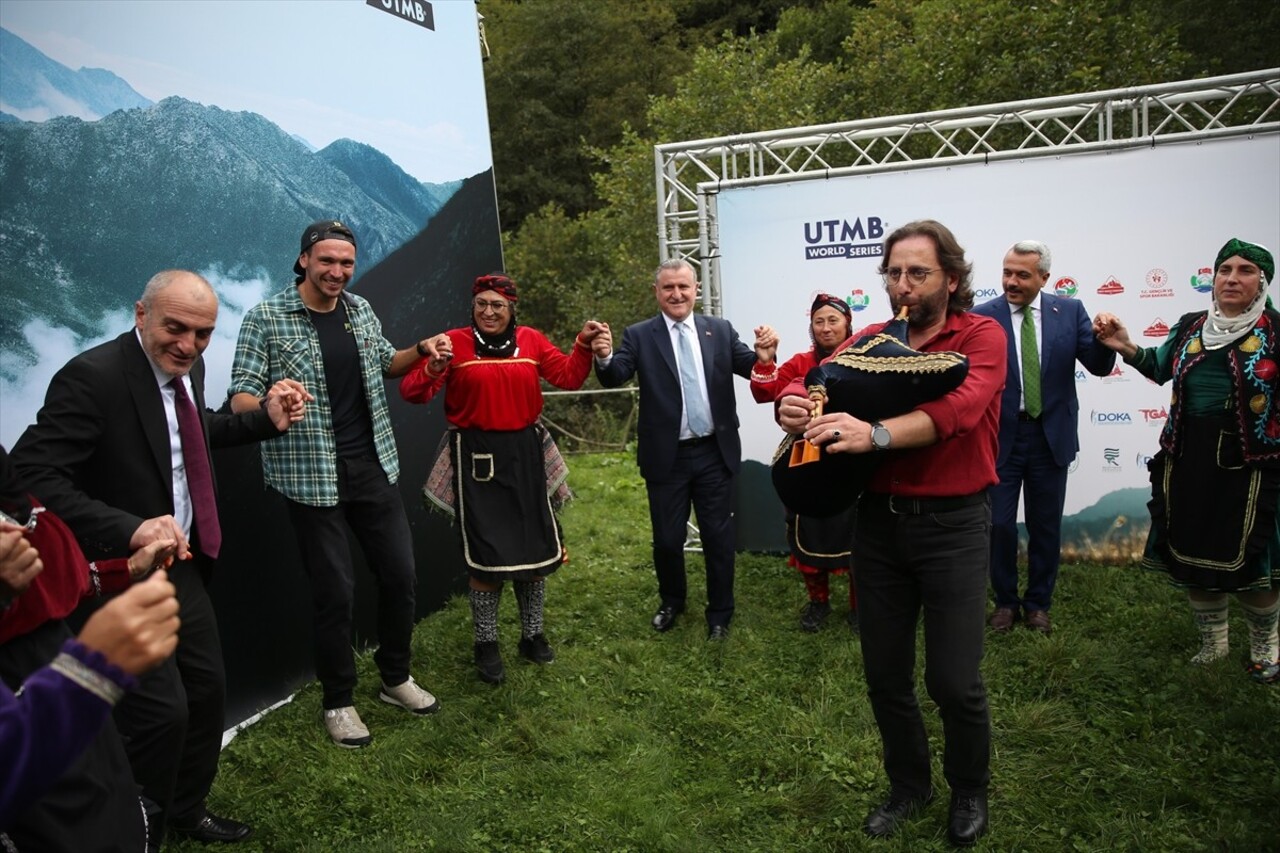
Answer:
[{"left": 654, "top": 69, "right": 1280, "bottom": 315}]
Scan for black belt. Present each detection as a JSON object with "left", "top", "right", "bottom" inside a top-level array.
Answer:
[
  {"left": 678, "top": 434, "right": 714, "bottom": 448},
  {"left": 863, "top": 491, "right": 988, "bottom": 515},
  {"left": 1017, "top": 411, "right": 1040, "bottom": 422}
]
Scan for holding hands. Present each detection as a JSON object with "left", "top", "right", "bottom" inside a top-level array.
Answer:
[
  {"left": 0, "top": 520, "right": 43, "bottom": 601},
  {"left": 419, "top": 334, "right": 455, "bottom": 376},
  {"left": 264, "top": 378, "right": 314, "bottom": 431},
  {"left": 588, "top": 322, "right": 613, "bottom": 358},
  {"left": 753, "top": 325, "right": 779, "bottom": 365},
  {"left": 1092, "top": 312, "right": 1136, "bottom": 359}
]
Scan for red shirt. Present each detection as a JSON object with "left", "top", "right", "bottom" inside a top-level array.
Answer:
[
  {"left": 750, "top": 349, "right": 819, "bottom": 404},
  {"left": 781, "top": 311, "right": 1006, "bottom": 497},
  {"left": 400, "top": 326, "right": 593, "bottom": 430}
]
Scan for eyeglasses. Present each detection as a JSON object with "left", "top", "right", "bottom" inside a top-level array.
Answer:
[
  {"left": 881, "top": 267, "right": 940, "bottom": 286},
  {"left": 473, "top": 298, "right": 510, "bottom": 313}
]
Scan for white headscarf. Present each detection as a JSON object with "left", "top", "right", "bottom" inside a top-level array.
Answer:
[{"left": 1202, "top": 270, "right": 1269, "bottom": 351}]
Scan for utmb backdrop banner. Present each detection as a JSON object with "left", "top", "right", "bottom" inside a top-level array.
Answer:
[{"left": 719, "top": 134, "right": 1280, "bottom": 559}]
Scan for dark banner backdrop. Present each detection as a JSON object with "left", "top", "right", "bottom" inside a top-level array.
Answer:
[{"left": 0, "top": 0, "right": 502, "bottom": 725}]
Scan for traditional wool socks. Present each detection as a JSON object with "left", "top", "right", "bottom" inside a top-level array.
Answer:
[
  {"left": 1188, "top": 594, "right": 1229, "bottom": 664},
  {"left": 513, "top": 579, "right": 546, "bottom": 639},
  {"left": 1239, "top": 596, "right": 1280, "bottom": 665},
  {"left": 470, "top": 586, "right": 502, "bottom": 643}
]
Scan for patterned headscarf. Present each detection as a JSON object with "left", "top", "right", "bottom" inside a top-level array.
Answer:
[
  {"left": 471, "top": 273, "right": 518, "bottom": 357},
  {"left": 473, "top": 273, "right": 518, "bottom": 303},
  {"left": 809, "top": 293, "right": 852, "bottom": 356},
  {"left": 1203, "top": 238, "right": 1274, "bottom": 351}
]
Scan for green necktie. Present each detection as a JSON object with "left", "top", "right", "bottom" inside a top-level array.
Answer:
[{"left": 1021, "top": 306, "right": 1042, "bottom": 418}]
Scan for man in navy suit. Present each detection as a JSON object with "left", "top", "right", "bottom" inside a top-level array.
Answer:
[
  {"left": 594, "top": 259, "right": 776, "bottom": 638},
  {"left": 973, "top": 241, "right": 1115, "bottom": 634}
]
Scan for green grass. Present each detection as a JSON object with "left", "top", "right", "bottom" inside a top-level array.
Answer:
[{"left": 180, "top": 453, "right": 1279, "bottom": 852}]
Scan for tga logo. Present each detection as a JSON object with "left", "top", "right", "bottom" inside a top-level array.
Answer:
[
  {"left": 803, "top": 217, "right": 885, "bottom": 261},
  {"left": 1189, "top": 267, "right": 1213, "bottom": 293},
  {"left": 1103, "top": 447, "right": 1121, "bottom": 467},
  {"left": 974, "top": 287, "right": 999, "bottom": 299},
  {"left": 1091, "top": 410, "right": 1133, "bottom": 425},
  {"left": 1138, "top": 407, "right": 1168, "bottom": 424}
]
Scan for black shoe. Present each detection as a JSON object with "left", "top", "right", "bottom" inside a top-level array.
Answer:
[
  {"left": 707, "top": 624, "right": 729, "bottom": 640},
  {"left": 518, "top": 633, "right": 555, "bottom": 663},
  {"left": 652, "top": 604, "right": 681, "bottom": 632},
  {"left": 799, "top": 600, "right": 831, "bottom": 632},
  {"left": 474, "top": 641, "right": 505, "bottom": 684},
  {"left": 863, "top": 789, "right": 935, "bottom": 838},
  {"left": 169, "top": 810, "right": 253, "bottom": 843},
  {"left": 947, "top": 791, "right": 988, "bottom": 846},
  {"left": 846, "top": 609, "right": 860, "bottom": 634}
]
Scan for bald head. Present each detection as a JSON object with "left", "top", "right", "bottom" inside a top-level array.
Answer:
[{"left": 134, "top": 270, "right": 219, "bottom": 377}]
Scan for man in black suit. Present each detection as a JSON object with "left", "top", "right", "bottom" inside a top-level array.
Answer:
[
  {"left": 11, "top": 270, "right": 307, "bottom": 848},
  {"left": 594, "top": 259, "right": 777, "bottom": 638},
  {"left": 972, "top": 240, "right": 1115, "bottom": 634}
]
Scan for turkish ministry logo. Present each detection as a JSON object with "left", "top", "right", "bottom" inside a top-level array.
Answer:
[
  {"left": 803, "top": 217, "right": 885, "bottom": 261},
  {"left": 1054, "top": 277, "right": 1078, "bottom": 298},
  {"left": 1190, "top": 267, "right": 1214, "bottom": 293},
  {"left": 1141, "top": 268, "right": 1174, "bottom": 299},
  {"left": 1103, "top": 447, "right": 1122, "bottom": 469},
  {"left": 1097, "top": 276, "right": 1124, "bottom": 295},
  {"left": 1144, "top": 318, "right": 1170, "bottom": 338},
  {"left": 848, "top": 289, "right": 871, "bottom": 312}
]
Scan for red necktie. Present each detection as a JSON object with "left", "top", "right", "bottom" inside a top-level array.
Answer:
[{"left": 169, "top": 378, "right": 221, "bottom": 559}]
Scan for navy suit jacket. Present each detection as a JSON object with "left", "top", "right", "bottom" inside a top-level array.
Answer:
[
  {"left": 972, "top": 293, "right": 1115, "bottom": 468},
  {"left": 596, "top": 313, "right": 757, "bottom": 480},
  {"left": 12, "top": 331, "right": 279, "bottom": 560}
]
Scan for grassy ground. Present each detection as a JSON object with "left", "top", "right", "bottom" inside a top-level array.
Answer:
[{"left": 179, "top": 452, "right": 1279, "bottom": 852}]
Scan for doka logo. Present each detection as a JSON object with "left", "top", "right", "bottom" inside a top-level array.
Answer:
[
  {"left": 1097, "top": 276, "right": 1124, "bottom": 295},
  {"left": 1136, "top": 452, "right": 1153, "bottom": 467},
  {"left": 1091, "top": 410, "right": 1133, "bottom": 425},
  {"left": 1103, "top": 447, "right": 1121, "bottom": 468},
  {"left": 1054, "top": 277, "right": 1078, "bottom": 298},
  {"left": 849, "top": 289, "right": 871, "bottom": 312},
  {"left": 1068, "top": 457, "right": 1080, "bottom": 474},
  {"left": 1139, "top": 407, "right": 1168, "bottom": 425},
  {"left": 1075, "top": 369, "right": 1088, "bottom": 382},
  {"left": 803, "top": 217, "right": 885, "bottom": 260},
  {"left": 974, "top": 287, "right": 999, "bottom": 299},
  {"left": 1190, "top": 267, "right": 1213, "bottom": 293}
]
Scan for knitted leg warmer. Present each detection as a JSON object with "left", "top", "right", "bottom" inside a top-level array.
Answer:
[
  {"left": 469, "top": 587, "right": 502, "bottom": 644},
  {"left": 513, "top": 579, "right": 545, "bottom": 640},
  {"left": 1188, "top": 593, "right": 1229, "bottom": 664}
]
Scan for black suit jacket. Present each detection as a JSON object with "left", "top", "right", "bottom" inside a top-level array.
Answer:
[
  {"left": 596, "top": 313, "right": 757, "bottom": 480},
  {"left": 11, "top": 330, "right": 279, "bottom": 560}
]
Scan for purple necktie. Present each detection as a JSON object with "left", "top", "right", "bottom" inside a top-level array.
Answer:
[{"left": 169, "top": 378, "right": 221, "bottom": 559}]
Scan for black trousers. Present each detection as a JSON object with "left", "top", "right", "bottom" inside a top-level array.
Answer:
[
  {"left": 284, "top": 456, "right": 417, "bottom": 710},
  {"left": 0, "top": 620, "right": 148, "bottom": 852},
  {"left": 644, "top": 440, "right": 736, "bottom": 627},
  {"left": 70, "top": 559, "right": 225, "bottom": 836},
  {"left": 854, "top": 494, "right": 992, "bottom": 798}
]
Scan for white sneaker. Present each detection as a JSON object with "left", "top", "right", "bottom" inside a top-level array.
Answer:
[
  {"left": 324, "top": 706, "right": 372, "bottom": 748},
  {"left": 379, "top": 676, "right": 440, "bottom": 715}
]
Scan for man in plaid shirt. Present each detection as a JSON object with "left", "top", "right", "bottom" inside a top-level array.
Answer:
[{"left": 229, "top": 220, "right": 447, "bottom": 748}]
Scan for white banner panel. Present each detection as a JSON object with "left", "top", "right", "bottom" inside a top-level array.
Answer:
[{"left": 720, "top": 134, "right": 1280, "bottom": 553}]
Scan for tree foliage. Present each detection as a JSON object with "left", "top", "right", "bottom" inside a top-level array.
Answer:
[{"left": 494, "top": 0, "right": 1277, "bottom": 348}]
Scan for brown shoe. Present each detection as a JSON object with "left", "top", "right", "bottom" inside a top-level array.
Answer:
[
  {"left": 1025, "top": 609, "right": 1052, "bottom": 634},
  {"left": 988, "top": 607, "right": 1017, "bottom": 632}
]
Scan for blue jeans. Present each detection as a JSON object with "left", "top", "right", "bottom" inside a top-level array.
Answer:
[{"left": 855, "top": 493, "right": 992, "bottom": 798}]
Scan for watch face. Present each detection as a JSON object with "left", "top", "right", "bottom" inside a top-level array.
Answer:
[{"left": 872, "top": 425, "right": 891, "bottom": 449}]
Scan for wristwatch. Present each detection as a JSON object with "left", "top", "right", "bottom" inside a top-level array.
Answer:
[
  {"left": 870, "top": 422, "right": 892, "bottom": 451},
  {"left": 416, "top": 340, "right": 430, "bottom": 358}
]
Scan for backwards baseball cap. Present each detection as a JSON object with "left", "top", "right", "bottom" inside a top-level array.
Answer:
[{"left": 293, "top": 219, "right": 357, "bottom": 279}]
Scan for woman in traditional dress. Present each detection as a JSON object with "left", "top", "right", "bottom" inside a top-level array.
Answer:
[
  {"left": 751, "top": 293, "right": 859, "bottom": 633},
  {"left": 1093, "top": 238, "right": 1280, "bottom": 683},
  {"left": 401, "top": 273, "right": 606, "bottom": 684}
]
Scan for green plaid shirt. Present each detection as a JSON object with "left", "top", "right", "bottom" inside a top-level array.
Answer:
[{"left": 229, "top": 284, "right": 399, "bottom": 506}]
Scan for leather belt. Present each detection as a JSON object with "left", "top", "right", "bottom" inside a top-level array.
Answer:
[
  {"left": 678, "top": 434, "right": 714, "bottom": 448},
  {"left": 863, "top": 491, "right": 988, "bottom": 515}
]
